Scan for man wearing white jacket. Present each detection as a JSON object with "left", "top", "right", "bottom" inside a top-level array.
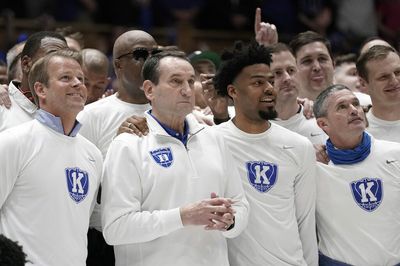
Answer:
[{"left": 101, "top": 50, "right": 249, "bottom": 266}]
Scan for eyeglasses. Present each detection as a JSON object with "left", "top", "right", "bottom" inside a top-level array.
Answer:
[{"left": 116, "top": 48, "right": 161, "bottom": 61}]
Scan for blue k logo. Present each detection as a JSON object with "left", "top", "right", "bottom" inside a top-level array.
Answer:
[
  {"left": 66, "top": 167, "right": 89, "bottom": 203},
  {"left": 150, "top": 147, "right": 174, "bottom": 168},
  {"left": 246, "top": 161, "right": 278, "bottom": 193},
  {"left": 350, "top": 177, "right": 383, "bottom": 212}
]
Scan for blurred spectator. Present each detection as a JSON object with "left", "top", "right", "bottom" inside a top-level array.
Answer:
[
  {"left": 298, "top": 0, "right": 335, "bottom": 36},
  {"left": 56, "top": 26, "right": 84, "bottom": 51},
  {"left": 377, "top": 0, "right": 400, "bottom": 47},
  {"left": 196, "top": 0, "right": 257, "bottom": 30},
  {"left": 334, "top": 0, "right": 378, "bottom": 50},
  {"left": 259, "top": 0, "right": 300, "bottom": 42},
  {"left": 334, "top": 53, "right": 372, "bottom": 105}
]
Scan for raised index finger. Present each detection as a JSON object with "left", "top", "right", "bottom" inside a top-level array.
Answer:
[{"left": 254, "top": 7, "right": 262, "bottom": 34}]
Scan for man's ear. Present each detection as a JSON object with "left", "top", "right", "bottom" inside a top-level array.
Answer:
[
  {"left": 316, "top": 117, "right": 329, "bottom": 133},
  {"left": 143, "top": 80, "right": 154, "bottom": 102},
  {"left": 227, "top": 84, "right": 236, "bottom": 99},
  {"left": 21, "top": 55, "right": 32, "bottom": 75},
  {"left": 359, "top": 77, "right": 369, "bottom": 91},
  {"left": 34, "top": 82, "right": 46, "bottom": 101}
]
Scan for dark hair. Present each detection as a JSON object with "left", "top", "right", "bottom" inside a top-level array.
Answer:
[
  {"left": 356, "top": 45, "right": 397, "bottom": 80},
  {"left": 142, "top": 50, "right": 188, "bottom": 85},
  {"left": 334, "top": 53, "right": 357, "bottom": 67},
  {"left": 21, "top": 31, "right": 66, "bottom": 58},
  {"left": 213, "top": 41, "right": 272, "bottom": 96},
  {"left": 0, "top": 234, "right": 27, "bottom": 266},
  {"left": 289, "top": 31, "right": 333, "bottom": 59},
  {"left": 313, "top": 84, "right": 351, "bottom": 118}
]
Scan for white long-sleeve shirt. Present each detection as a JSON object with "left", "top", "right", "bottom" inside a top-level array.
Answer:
[
  {"left": 0, "top": 81, "right": 37, "bottom": 132},
  {"left": 77, "top": 94, "right": 151, "bottom": 158},
  {"left": 101, "top": 112, "right": 249, "bottom": 266},
  {"left": 218, "top": 121, "right": 318, "bottom": 266},
  {"left": 0, "top": 120, "right": 102, "bottom": 266},
  {"left": 272, "top": 105, "right": 327, "bottom": 145},
  {"left": 316, "top": 137, "right": 400, "bottom": 265}
]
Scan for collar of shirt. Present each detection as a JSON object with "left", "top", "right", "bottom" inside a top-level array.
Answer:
[
  {"left": 35, "top": 109, "right": 82, "bottom": 137},
  {"left": 149, "top": 110, "right": 189, "bottom": 145}
]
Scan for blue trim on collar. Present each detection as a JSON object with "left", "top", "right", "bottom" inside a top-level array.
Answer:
[
  {"left": 149, "top": 110, "right": 189, "bottom": 145},
  {"left": 35, "top": 109, "right": 82, "bottom": 137}
]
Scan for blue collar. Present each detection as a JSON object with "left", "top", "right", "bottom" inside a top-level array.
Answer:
[
  {"left": 326, "top": 132, "right": 371, "bottom": 165},
  {"left": 35, "top": 109, "right": 82, "bottom": 137},
  {"left": 149, "top": 111, "right": 189, "bottom": 145}
]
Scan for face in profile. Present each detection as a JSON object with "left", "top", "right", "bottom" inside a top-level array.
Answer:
[{"left": 229, "top": 63, "right": 277, "bottom": 122}]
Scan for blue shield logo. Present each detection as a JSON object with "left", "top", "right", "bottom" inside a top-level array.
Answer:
[
  {"left": 350, "top": 177, "right": 383, "bottom": 212},
  {"left": 246, "top": 161, "right": 278, "bottom": 193},
  {"left": 150, "top": 147, "right": 174, "bottom": 168},
  {"left": 66, "top": 167, "right": 89, "bottom": 203}
]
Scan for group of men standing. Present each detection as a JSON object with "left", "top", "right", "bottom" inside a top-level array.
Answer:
[{"left": 0, "top": 8, "right": 400, "bottom": 266}]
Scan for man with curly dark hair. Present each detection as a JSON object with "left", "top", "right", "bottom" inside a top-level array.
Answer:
[
  {"left": 213, "top": 41, "right": 318, "bottom": 266},
  {"left": 0, "top": 234, "right": 27, "bottom": 266}
]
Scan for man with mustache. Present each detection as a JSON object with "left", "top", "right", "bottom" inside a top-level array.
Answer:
[{"left": 314, "top": 84, "right": 400, "bottom": 265}]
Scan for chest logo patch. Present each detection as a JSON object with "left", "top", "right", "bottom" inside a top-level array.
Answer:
[
  {"left": 66, "top": 167, "right": 89, "bottom": 203},
  {"left": 150, "top": 147, "right": 174, "bottom": 168},
  {"left": 350, "top": 177, "right": 383, "bottom": 212},
  {"left": 246, "top": 161, "right": 278, "bottom": 193}
]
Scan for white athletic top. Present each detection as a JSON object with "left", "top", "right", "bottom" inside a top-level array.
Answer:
[
  {"left": 0, "top": 120, "right": 102, "bottom": 266},
  {"left": 366, "top": 109, "right": 400, "bottom": 143},
  {"left": 218, "top": 121, "right": 318, "bottom": 266},
  {"left": 316, "top": 138, "right": 400, "bottom": 265},
  {"left": 0, "top": 81, "right": 37, "bottom": 132},
  {"left": 77, "top": 94, "right": 151, "bottom": 158},
  {"left": 272, "top": 106, "right": 327, "bottom": 145},
  {"left": 101, "top": 112, "right": 249, "bottom": 266}
]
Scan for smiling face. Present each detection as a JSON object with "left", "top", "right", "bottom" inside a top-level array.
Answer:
[
  {"left": 37, "top": 56, "right": 87, "bottom": 118},
  {"left": 363, "top": 51, "right": 400, "bottom": 108},
  {"left": 270, "top": 50, "right": 300, "bottom": 102},
  {"left": 296, "top": 41, "right": 334, "bottom": 100},
  {"left": 228, "top": 63, "right": 277, "bottom": 122},
  {"left": 317, "top": 89, "right": 366, "bottom": 148}
]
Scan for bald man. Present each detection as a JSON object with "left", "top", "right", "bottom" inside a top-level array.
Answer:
[
  {"left": 78, "top": 30, "right": 158, "bottom": 266},
  {"left": 81, "top": 48, "right": 111, "bottom": 105}
]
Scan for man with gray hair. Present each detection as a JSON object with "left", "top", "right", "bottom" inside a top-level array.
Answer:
[
  {"left": 101, "top": 50, "right": 248, "bottom": 266},
  {"left": 314, "top": 84, "right": 400, "bottom": 265}
]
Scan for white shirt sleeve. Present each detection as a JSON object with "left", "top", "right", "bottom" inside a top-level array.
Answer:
[
  {"left": 0, "top": 130, "right": 22, "bottom": 207},
  {"left": 294, "top": 141, "right": 318, "bottom": 266},
  {"left": 101, "top": 138, "right": 184, "bottom": 245}
]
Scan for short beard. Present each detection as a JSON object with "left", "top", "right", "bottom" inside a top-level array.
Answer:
[{"left": 259, "top": 108, "right": 278, "bottom": 121}]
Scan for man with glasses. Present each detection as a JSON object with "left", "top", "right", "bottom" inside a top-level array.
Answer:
[{"left": 77, "top": 30, "right": 159, "bottom": 266}]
